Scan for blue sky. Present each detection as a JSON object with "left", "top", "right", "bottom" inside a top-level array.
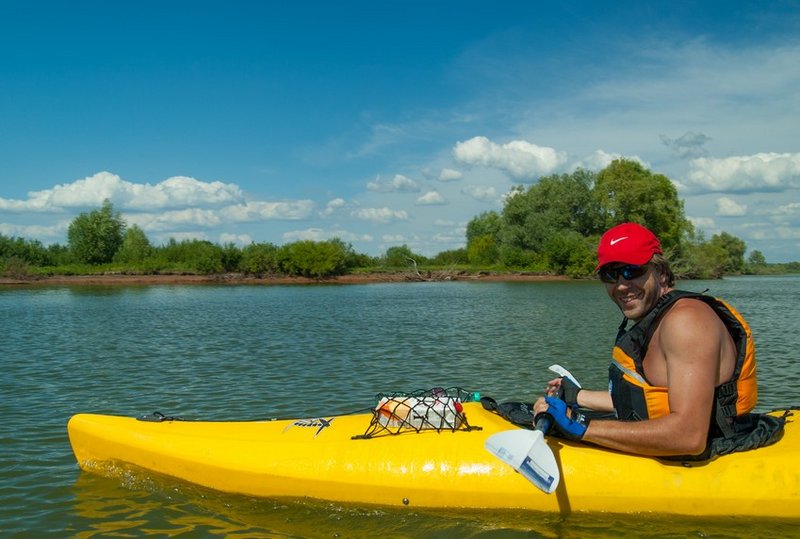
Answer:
[{"left": 1, "top": 1, "right": 799, "bottom": 262}]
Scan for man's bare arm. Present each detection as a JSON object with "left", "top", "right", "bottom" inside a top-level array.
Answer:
[{"left": 581, "top": 301, "right": 724, "bottom": 456}]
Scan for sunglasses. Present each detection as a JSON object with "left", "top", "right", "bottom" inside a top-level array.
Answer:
[{"left": 598, "top": 264, "right": 649, "bottom": 284}]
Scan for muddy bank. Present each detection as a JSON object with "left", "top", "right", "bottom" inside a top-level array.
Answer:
[{"left": 0, "top": 271, "right": 571, "bottom": 287}]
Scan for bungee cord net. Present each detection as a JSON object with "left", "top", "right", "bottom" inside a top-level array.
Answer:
[{"left": 354, "top": 387, "right": 482, "bottom": 439}]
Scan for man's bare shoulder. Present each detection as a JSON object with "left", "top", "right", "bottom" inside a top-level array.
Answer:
[
  {"left": 662, "top": 296, "right": 718, "bottom": 325},
  {"left": 658, "top": 297, "right": 726, "bottom": 352}
]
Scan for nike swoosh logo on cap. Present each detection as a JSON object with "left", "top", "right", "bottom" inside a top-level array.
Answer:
[{"left": 609, "top": 236, "right": 628, "bottom": 245}]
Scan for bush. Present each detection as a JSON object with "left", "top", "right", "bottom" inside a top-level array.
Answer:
[
  {"left": 241, "top": 242, "right": 280, "bottom": 275},
  {"left": 277, "top": 239, "right": 349, "bottom": 278}
]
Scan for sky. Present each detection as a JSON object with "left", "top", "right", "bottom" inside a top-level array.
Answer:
[{"left": 1, "top": 1, "right": 799, "bottom": 262}]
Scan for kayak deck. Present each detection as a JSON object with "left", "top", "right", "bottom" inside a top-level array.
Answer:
[{"left": 67, "top": 403, "right": 800, "bottom": 517}]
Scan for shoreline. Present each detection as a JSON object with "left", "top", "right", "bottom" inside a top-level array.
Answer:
[{"left": 0, "top": 271, "right": 572, "bottom": 287}]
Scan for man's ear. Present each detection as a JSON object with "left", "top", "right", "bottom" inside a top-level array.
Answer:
[{"left": 655, "top": 267, "right": 670, "bottom": 288}]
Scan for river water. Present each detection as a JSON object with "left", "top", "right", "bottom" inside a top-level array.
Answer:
[{"left": 2, "top": 276, "right": 799, "bottom": 537}]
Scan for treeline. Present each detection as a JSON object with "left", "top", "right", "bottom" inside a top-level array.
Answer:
[
  {"left": 463, "top": 159, "right": 786, "bottom": 279},
  {"left": 0, "top": 200, "right": 462, "bottom": 279},
  {"left": 1, "top": 160, "right": 796, "bottom": 280}
]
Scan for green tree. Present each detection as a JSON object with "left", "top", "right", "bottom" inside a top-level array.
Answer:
[
  {"left": 113, "top": 225, "right": 153, "bottom": 264},
  {"left": 593, "top": 159, "right": 692, "bottom": 251},
  {"left": 382, "top": 245, "right": 427, "bottom": 267},
  {"left": 220, "top": 242, "right": 243, "bottom": 272},
  {"left": 500, "top": 169, "right": 600, "bottom": 255},
  {"left": 241, "top": 242, "right": 280, "bottom": 275},
  {"left": 430, "top": 248, "right": 468, "bottom": 265},
  {"left": 682, "top": 240, "right": 728, "bottom": 279},
  {"left": 191, "top": 241, "right": 225, "bottom": 274},
  {"left": 0, "top": 234, "right": 52, "bottom": 266},
  {"left": 466, "top": 211, "right": 502, "bottom": 265},
  {"left": 709, "top": 232, "right": 746, "bottom": 273},
  {"left": 466, "top": 211, "right": 502, "bottom": 243},
  {"left": 543, "top": 230, "right": 596, "bottom": 277},
  {"left": 154, "top": 238, "right": 224, "bottom": 274},
  {"left": 67, "top": 200, "right": 126, "bottom": 264},
  {"left": 277, "top": 239, "right": 349, "bottom": 278},
  {"left": 747, "top": 250, "right": 767, "bottom": 266},
  {"left": 467, "top": 235, "right": 499, "bottom": 266}
]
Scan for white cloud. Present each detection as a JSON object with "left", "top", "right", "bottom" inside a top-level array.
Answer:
[
  {"left": 772, "top": 202, "right": 800, "bottom": 216},
  {"left": 716, "top": 197, "right": 747, "bottom": 216},
  {"left": 283, "top": 227, "right": 372, "bottom": 243},
  {"left": 219, "top": 233, "right": 253, "bottom": 245},
  {"left": 321, "top": 197, "right": 346, "bottom": 217},
  {"left": 438, "top": 168, "right": 463, "bottom": 182},
  {"left": 134, "top": 208, "right": 222, "bottom": 231},
  {"left": 688, "top": 216, "right": 715, "bottom": 230},
  {"left": 366, "top": 174, "right": 421, "bottom": 193},
  {"left": 381, "top": 234, "right": 406, "bottom": 242},
  {"left": 569, "top": 150, "right": 648, "bottom": 172},
  {"left": 434, "top": 218, "right": 457, "bottom": 226},
  {"left": 416, "top": 191, "right": 446, "bottom": 205},
  {"left": 220, "top": 200, "right": 314, "bottom": 221},
  {"left": 0, "top": 222, "right": 66, "bottom": 239},
  {"left": 351, "top": 207, "right": 408, "bottom": 223},
  {"left": 461, "top": 185, "right": 497, "bottom": 202},
  {"left": 684, "top": 153, "right": 800, "bottom": 193},
  {"left": 282, "top": 228, "right": 327, "bottom": 242},
  {"left": 452, "top": 136, "right": 568, "bottom": 180},
  {"left": 0, "top": 171, "right": 246, "bottom": 212}
]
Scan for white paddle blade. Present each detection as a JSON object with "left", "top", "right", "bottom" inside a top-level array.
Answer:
[
  {"left": 549, "top": 363, "right": 582, "bottom": 388},
  {"left": 485, "top": 429, "right": 560, "bottom": 494}
]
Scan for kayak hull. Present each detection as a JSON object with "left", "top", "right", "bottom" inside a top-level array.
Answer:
[{"left": 67, "top": 403, "right": 800, "bottom": 517}]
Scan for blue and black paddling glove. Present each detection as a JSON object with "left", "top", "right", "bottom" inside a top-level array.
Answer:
[
  {"left": 558, "top": 376, "right": 582, "bottom": 409},
  {"left": 536, "top": 396, "right": 591, "bottom": 441}
]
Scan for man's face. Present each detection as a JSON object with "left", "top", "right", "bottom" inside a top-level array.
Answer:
[{"left": 600, "top": 263, "right": 668, "bottom": 322}]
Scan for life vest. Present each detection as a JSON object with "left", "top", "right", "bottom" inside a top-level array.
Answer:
[{"left": 609, "top": 290, "right": 758, "bottom": 441}]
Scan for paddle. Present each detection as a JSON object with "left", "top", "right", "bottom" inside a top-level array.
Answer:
[
  {"left": 484, "top": 414, "right": 559, "bottom": 494},
  {"left": 548, "top": 363, "right": 582, "bottom": 390},
  {"left": 483, "top": 364, "right": 580, "bottom": 494}
]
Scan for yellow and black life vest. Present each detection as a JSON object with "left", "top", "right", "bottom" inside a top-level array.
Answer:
[{"left": 609, "top": 290, "right": 757, "bottom": 440}]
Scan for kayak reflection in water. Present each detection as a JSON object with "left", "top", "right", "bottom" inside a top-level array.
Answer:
[{"left": 533, "top": 222, "right": 784, "bottom": 460}]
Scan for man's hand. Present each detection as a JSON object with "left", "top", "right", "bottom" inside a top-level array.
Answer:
[
  {"left": 535, "top": 396, "right": 590, "bottom": 441},
  {"left": 559, "top": 376, "right": 582, "bottom": 406}
]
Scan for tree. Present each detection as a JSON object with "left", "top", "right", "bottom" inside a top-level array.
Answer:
[
  {"left": 277, "top": 239, "right": 349, "bottom": 278},
  {"left": 220, "top": 242, "right": 243, "bottom": 272},
  {"left": 67, "top": 200, "right": 126, "bottom": 264},
  {"left": 542, "top": 230, "right": 596, "bottom": 277},
  {"left": 499, "top": 169, "right": 601, "bottom": 255},
  {"left": 114, "top": 225, "right": 153, "bottom": 264},
  {"left": 241, "top": 242, "right": 280, "bottom": 275},
  {"left": 382, "top": 245, "right": 426, "bottom": 267},
  {"left": 466, "top": 211, "right": 502, "bottom": 265},
  {"left": 430, "top": 248, "right": 468, "bottom": 265},
  {"left": 682, "top": 240, "right": 728, "bottom": 279},
  {"left": 467, "top": 235, "right": 499, "bottom": 266},
  {"left": 709, "top": 232, "right": 746, "bottom": 273},
  {"left": 593, "top": 159, "right": 692, "bottom": 251},
  {"left": 466, "top": 211, "right": 502, "bottom": 244},
  {"left": 747, "top": 250, "right": 767, "bottom": 266}
]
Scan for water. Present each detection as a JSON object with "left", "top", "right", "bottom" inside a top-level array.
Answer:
[{"left": 2, "top": 276, "right": 799, "bottom": 537}]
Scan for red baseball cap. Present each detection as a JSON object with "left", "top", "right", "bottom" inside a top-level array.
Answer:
[{"left": 596, "top": 223, "right": 662, "bottom": 270}]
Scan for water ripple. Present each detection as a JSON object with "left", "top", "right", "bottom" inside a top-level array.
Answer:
[{"left": 2, "top": 278, "right": 799, "bottom": 536}]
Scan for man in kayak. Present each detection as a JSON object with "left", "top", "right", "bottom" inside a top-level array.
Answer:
[{"left": 533, "top": 222, "right": 782, "bottom": 459}]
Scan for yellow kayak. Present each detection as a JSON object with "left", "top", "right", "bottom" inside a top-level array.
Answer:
[{"left": 67, "top": 402, "right": 799, "bottom": 517}]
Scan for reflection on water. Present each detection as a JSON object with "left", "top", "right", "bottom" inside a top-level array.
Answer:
[
  {"left": 68, "top": 464, "right": 800, "bottom": 538},
  {"left": 2, "top": 277, "right": 800, "bottom": 537}
]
